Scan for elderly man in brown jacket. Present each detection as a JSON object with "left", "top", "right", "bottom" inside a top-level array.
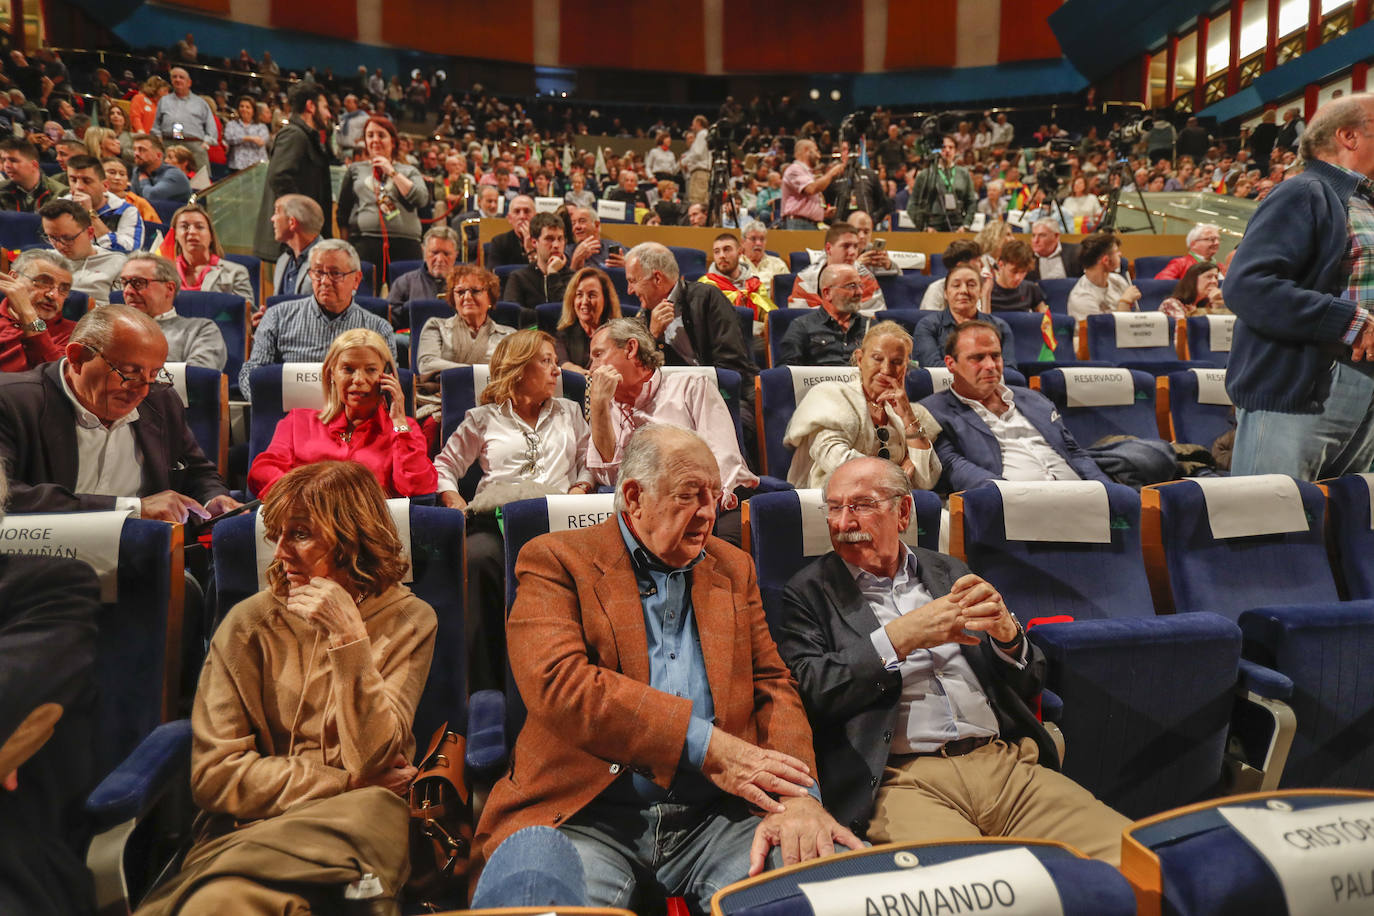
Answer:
[{"left": 475, "top": 424, "right": 858, "bottom": 913}]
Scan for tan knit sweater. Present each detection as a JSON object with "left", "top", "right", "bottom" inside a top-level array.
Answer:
[{"left": 189, "top": 584, "right": 437, "bottom": 821}]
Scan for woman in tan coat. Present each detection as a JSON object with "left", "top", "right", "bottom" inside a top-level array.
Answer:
[{"left": 138, "top": 460, "right": 436, "bottom": 914}]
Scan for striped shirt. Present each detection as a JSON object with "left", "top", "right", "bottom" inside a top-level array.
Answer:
[
  {"left": 238, "top": 296, "right": 395, "bottom": 400},
  {"left": 66, "top": 191, "right": 145, "bottom": 253}
]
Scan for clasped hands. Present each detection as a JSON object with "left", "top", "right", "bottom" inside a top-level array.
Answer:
[{"left": 886, "top": 573, "right": 1019, "bottom": 660}]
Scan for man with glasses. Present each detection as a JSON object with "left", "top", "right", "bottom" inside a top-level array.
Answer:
[
  {"left": 791, "top": 224, "right": 889, "bottom": 315},
  {"left": 921, "top": 320, "right": 1107, "bottom": 493},
  {"left": 38, "top": 200, "right": 125, "bottom": 306},
  {"left": 0, "top": 304, "right": 236, "bottom": 519},
  {"left": 778, "top": 263, "right": 870, "bottom": 367},
  {"left": 0, "top": 249, "right": 74, "bottom": 371},
  {"left": 773, "top": 455, "right": 1128, "bottom": 861},
  {"left": 119, "top": 253, "right": 225, "bottom": 370},
  {"left": 238, "top": 239, "right": 394, "bottom": 401}
]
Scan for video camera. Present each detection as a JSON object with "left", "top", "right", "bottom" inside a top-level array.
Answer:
[
  {"left": 1035, "top": 139, "right": 1076, "bottom": 194},
  {"left": 1108, "top": 116, "right": 1155, "bottom": 145}
]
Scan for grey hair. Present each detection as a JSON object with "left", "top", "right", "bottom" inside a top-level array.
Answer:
[
  {"left": 1300, "top": 94, "right": 1374, "bottom": 161},
  {"left": 1185, "top": 222, "right": 1219, "bottom": 247},
  {"left": 14, "top": 248, "right": 73, "bottom": 274},
  {"left": 821, "top": 456, "right": 910, "bottom": 502},
  {"left": 422, "top": 225, "right": 460, "bottom": 247},
  {"left": 614, "top": 424, "right": 709, "bottom": 512},
  {"left": 121, "top": 251, "right": 178, "bottom": 284},
  {"left": 1031, "top": 218, "right": 1059, "bottom": 233},
  {"left": 599, "top": 317, "right": 663, "bottom": 371},
  {"left": 309, "top": 238, "right": 361, "bottom": 272},
  {"left": 69, "top": 303, "right": 161, "bottom": 350},
  {"left": 276, "top": 193, "right": 325, "bottom": 235},
  {"left": 741, "top": 220, "right": 769, "bottom": 238},
  {"left": 626, "top": 241, "right": 679, "bottom": 283}
]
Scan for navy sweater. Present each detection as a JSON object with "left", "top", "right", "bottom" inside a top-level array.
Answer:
[{"left": 1225, "top": 159, "right": 1363, "bottom": 413}]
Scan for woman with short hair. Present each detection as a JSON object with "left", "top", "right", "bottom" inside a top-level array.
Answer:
[
  {"left": 784, "top": 320, "right": 941, "bottom": 490},
  {"left": 135, "top": 460, "right": 436, "bottom": 915}
]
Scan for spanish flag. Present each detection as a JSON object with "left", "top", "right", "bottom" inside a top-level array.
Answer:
[{"left": 1039, "top": 311, "right": 1056, "bottom": 362}]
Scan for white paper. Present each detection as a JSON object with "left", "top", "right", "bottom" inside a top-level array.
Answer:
[
  {"left": 888, "top": 250, "right": 927, "bottom": 271},
  {"left": 1192, "top": 475, "right": 1308, "bottom": 540},
  {"left": 253, "top": 498, "right": 412, "bottom": 588},
  {"left": 1207, "top": 314, "right": 1235, "bottom": 353},
  {"left": 1112, "top": 312, "right": 1170, "bottom": 349},
  {"left": 0, "top": 510, "right": 131, "bottom": 602},
  {"left": 788, "top": 366, "right": 860, "bottom": 405},
  {"left": 798, "top": 847, "right": 1064, "bottom": 916},
  {"left": 1220, "top": 800, "right": 1374, "bottom": 916},
  {"left": 281, "top": 362, "right": 326, "bottom": 410},
  {"left": 896, "top": 210, "right": 915, "bottom": 229},
  {"left": 544, "top": 493, "right": 617, "bottom": 532},
  {"left": 1191, "top": 367, "right": 1231, "bottom": 406},
  {"left": 595, "top": 199, "right": 627, "bottom": 221},
  {"left": 925, "top": 367, "right": 954, "bottom": 393},
  {"left": 991, "top": 480, "right": 1111, "bottom": 544},
  {"left": 164, "top": 361, "right": 190, "bottom": 407},
  {"left": 533, "top": 196, "right": 563, "bottom": 213},
  {"left": 798, "top": 488, "right": 928, "bottom": 558},
  {"left": 1058, "top": 367, "right": 1135, "bottom": 408}
]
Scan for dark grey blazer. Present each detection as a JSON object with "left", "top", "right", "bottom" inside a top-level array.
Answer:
[
  {"left": 775, "top": 547, "right": 1057, "bottom": 836},
  {"left": 0, "top": 362, "right": 228, "bottom": 513}
]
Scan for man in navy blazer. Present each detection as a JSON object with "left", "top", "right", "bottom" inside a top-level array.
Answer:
[
  {"left": 921, "top": 320, "right": 1108, "bottom": 493},
  {"left": 773, "top": 456, "right": 1128, "bottom": 861},
  {"left": 0, "top": 305, "right": 235, "bottom": 519}
]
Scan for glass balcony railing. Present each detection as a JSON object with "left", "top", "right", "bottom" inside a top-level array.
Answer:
[{"left": 196, "top": 163, "right": 347, "bottom": 255}]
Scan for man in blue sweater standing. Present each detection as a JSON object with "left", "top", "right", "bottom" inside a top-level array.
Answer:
[{"left": 1226, "top": 94, "right": 1374, "bottom": 479}]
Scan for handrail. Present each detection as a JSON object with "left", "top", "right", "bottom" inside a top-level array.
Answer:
[
  {"left": 191, "top": 159, "right": 265, "bottom": 205},
  {"left": 46, "top": 46, "right": 298, "bottom": 88}
]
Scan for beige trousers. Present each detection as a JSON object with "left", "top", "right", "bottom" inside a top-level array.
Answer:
[
  {"left": 865, "top": 737, "right": 1130, "bottom": 866},
  {"left": 135, "top": 786, "right": 409, "bottom": 915}
]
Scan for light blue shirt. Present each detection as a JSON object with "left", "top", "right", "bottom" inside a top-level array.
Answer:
[{"left": 853, "top": 545, "right": 1024, "bottom": 754}]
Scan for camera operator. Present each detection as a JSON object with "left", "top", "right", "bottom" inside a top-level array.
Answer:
[{"left": 906, "top": 135, "right": 975, "bottom": 232}]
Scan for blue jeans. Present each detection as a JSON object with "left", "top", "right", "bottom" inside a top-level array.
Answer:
[
  {"left": 1233, "top": 362, "right": 1374, "bottom": 479},
  {"left": 557, "top": 795, "right": 783, "bottom": 915},
  {"left": 471, "top": 826, "right": 586, "bottom": 908}
]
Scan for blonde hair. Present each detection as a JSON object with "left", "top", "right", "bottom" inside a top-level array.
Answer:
[
  {"left": 480, "top": 328, "right": 556, "bottom": 405},
  {"left": 318, "top": 328, "right": 394, "bottom": 424},
  {"left": 170, "top": 203, "right": 223, "bottom": 258},
  {"left": 851, "top": 319, "right": 913, "bottom": 366},
  {"left": 84, "top": 126, "right": 115, "bottom": 159},
  {"left": 261, "top": 461, "right": 407, "bottom": 598},
  {"left": 974, "top": 221, "right": 1013, "bottom": 260}
]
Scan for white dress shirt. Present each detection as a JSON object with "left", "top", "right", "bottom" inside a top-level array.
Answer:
[
  {"left": 1036, "top": 245, "right": 1067, "bottom": 280},
  {"left": 952, "top": 384, "right": 1081, "bottom": 482},
  {"left": 434, "top": 396, "right": 591, "bottom": 499},
  {"left": 850, "top": 545, "right": 1021, "bottom": 754},
  {"left": 58, "top": 360, "right": 142, "bottom": 515}
]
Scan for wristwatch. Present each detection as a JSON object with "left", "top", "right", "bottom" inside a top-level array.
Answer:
[
  {"left": 992, "top": 619, "right": 1025, "bottom": 651},
  {"left": 393, "top": 422, "right": 411, "bottom": 433},
  {"left": 20, "top": 317, "right": 46, "bottom": 333}
]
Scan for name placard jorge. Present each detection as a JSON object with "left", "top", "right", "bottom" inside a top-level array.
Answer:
[
  {"left": 797, "top": 847, "right": 1063, "bottom": 916},
  {"left": 1221, "top": 800, "right": 1374, "bottom": 914}
]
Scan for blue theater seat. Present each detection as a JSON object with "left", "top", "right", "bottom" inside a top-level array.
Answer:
[{"left": 1036, "top": 367, "right": 1161, "bottom": 445}]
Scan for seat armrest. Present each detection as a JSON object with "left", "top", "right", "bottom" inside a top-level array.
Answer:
[
  {"left": 85, "top": 720, "right": 193, "bottom": 830},
  {"left": 1039, "top": 688, "right": 1063, "bottom": 723},
  {"left": 1237, "top": 659, "right": 1294, "bottom": 701},
  {"left": 466, "top": 689, "right": 509, "bottom": 779}
]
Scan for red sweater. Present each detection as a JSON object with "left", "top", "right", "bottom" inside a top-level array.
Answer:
[
  {"left": 0, "top": 301, "right": 68, "bottom": 372},
  {"left": 248, "top": 407, "right": 437, "bottom": 498}
]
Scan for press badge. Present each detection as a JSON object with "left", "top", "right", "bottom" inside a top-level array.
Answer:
[{"left": 944, "top": 193, "right": 958, "bottom": 210}]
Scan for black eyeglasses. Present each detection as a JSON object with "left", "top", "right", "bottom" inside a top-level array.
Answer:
[
  {"left": 874, "top": 425, "right": 890, "bottom": 460},
  {"left": 94, "top": 349, "right": 175, "bottom": 392}
]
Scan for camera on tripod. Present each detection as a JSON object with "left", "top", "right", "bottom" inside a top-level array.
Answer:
[
  {"left": 1035, "top": 139, "right": 1076, "bottom": 194},
  {"left": 706, "top": 118, "right": 741, "bottom": 154},
  {"left": 1107, "top": 116, "right": 1155, "bottom": 145}
]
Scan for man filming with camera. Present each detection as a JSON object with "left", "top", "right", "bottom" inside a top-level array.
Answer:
[{"left": 907, "top": 135, "right": 976, "bottom": 232}]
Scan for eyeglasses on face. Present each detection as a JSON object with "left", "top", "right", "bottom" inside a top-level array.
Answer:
[
  {"left": 21, "top": 272, "right": 72, "bottom": 296},
  {"left": 822, "top": 495, "right": 901, "bottom": 518},
  {"left": 40, "top": 229, "right": 85, "bottom": 246},
  {"left": 307, "top": 268, "right": 358, "bottom": 284},
  {"left": 118, "top": 276, "right": 168, "bottom": 292},
  {"left": 94, "top": 349, "right": 175, "bottom": 392}
]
